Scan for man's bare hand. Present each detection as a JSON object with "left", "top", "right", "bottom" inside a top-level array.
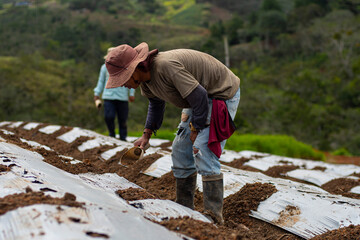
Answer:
[
  {"left": 129, "top": 96, "right": 135, "bottom": 102},
  {"left": 133, "top": 136, "right": 150, "bottom": 150}
]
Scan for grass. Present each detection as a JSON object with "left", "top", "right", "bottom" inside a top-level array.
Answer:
[
  {"left": 128, "top": 129, "right": 176, "bottom": 141},
  {"left": 170, "top": 3, "right": 205, "bottom": 26},
  {"left": 226, "top": 133, "right": 325, "bottom": 161}
]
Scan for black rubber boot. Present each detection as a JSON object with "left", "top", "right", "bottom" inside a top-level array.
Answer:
[
  {"left": 175, "top": 172, "right": 197, "bottom": 210},
  {"left": 202, "top": 173, "right": 224, "bottom": 225}
]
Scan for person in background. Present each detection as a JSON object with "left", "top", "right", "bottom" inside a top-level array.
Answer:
[
  {"left": 93, "top": 47, "right": 135, "bottom": 141},
  {"left": 104, "top": 42, "right": 240, "bottom": 225}
]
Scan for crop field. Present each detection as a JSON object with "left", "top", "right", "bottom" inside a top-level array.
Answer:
[{"left": 0, "top": 121, "right": 359, "bottom": 239}]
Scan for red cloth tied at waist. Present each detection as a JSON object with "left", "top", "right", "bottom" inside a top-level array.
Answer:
[{"left": 208, "top": 99, "right": 236, "bottom": 158}]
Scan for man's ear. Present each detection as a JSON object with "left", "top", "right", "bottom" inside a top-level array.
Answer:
[{"left": 136, "top": 62, "right": 147, "bottom": 72}]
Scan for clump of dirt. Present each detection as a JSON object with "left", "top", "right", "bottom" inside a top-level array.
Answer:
[
  {"left": 224, "top": 183, "right": 277, "bottom": 228},
  {"left": 158, "top": 216, "right": 238, "bottom": 240},
  {"left": 117, "top": 154, "right": 162, "bottom": 182},
  {"left": 353, "top": 173, "right": 360, "bottom": 178},
  {"left": 0, "top": 187, "right": 84, "bottom": 216},
  {"left": 221, "top": 157, "right": 260, "bottom": 172},
  {"left": 141, "top": 171, "right": 176, "bottom": 200},
  {"left": 0, "top": 164, "right": 10, "bottom": 172},
  {"left": 274, "top": 205, "right": 301, "bottom": 226},
  {"left": 310, "top": 225, "right": 360, "bottom": 240},
  {"left": 86, "top": 232, "right": 109, "bottom": 239},
  {"left": 116, "top": 187, "right": 156, "bottom": 201},
  {"left": 156, "top": 141, "right": 173, "bottom": 152},
  {"left": 264, "top": 165, "right": 299, "bottom": 178},
  {"left": 312, "top": 166, "right": 326, "bottom": 171},
  {"left": 321, "top": 178, "right": 360, "bottom": 199}
]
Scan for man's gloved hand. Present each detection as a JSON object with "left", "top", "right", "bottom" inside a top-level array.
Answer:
[{"left": 94, "top": 96, "right": 102, "bottom": 109}]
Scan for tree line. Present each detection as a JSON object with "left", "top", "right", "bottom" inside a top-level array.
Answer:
[{"left": 0, "top": 0, "right": 359, "bottom": 155}]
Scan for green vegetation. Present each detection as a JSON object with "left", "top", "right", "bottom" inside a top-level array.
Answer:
[
  {"left": 226, "top": 134, "right": 325, "bottom": 160},
  {"left": 129, "top": 129, "right": 177, "bottom": 141},
  {"left": 0, "top": 0, "right": 359, "bottom": 157},
  {"left": 331, "top": 148, "right": 352, "bottom": 156}
]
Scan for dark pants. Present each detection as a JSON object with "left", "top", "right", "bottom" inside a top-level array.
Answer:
[{"left": 104, "top": 100, "right": 129, "bottom": 140}]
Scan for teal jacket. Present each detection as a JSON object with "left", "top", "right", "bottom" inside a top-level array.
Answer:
[{"left": 94, "top": 64, "right": 135, "bottom": 100}]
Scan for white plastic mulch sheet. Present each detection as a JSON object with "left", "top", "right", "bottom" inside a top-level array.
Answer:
[
  {"left": 23, "top": 122, "right": 40, "bottom": 130},
  {"left": 129, "top": 199, "right": 211, "bottom": 223},
  {"left": 6, "top": 121, "right": 24, "bottom": 128},
  {"left": 145, "top": 148, "right": 360, "bottom": 187},
  {"left": 1, "top": 121, "right": 360, "bottom": 239},
  {"left": 0, "top": 142, "right": 201, "bottom": 240},
  {"left": 78, "top": 173, "right": 141, "bottom": 192},
  {"left": 142, "top": 150, "right": 360, "bottom": 239},
  {"left": 1, "top": 129, "right": 14, "bottom": 135},
  {"left": 0, "top": 121, "right": 12, "bottom": 127},
  {"left": 126, "top": 136, "right": 171, "bottom": 147},
  {"left": 219, "top": 149, "right": 247, "bottom": 163},
  {"left": 56, "top": 127, "right": 95, "bottom": 143},
  {"left": 239, "top": 151, "right": 360, "bottom": 186},
  {"left": 20, "top": 138, "right": 53, "bottom": 151},
  {"left": 351, "top": 186, "right": 360, "bottom": 194},
  {"left": 220, "top": 166, "right": 360, "bottom": 239},
  {"left": 54, "top": 127, "right": 168, "bottom": 157},
  {"left": 38, "top": 125, "right": 62, "bottom": 134},
  {"left": 143, "top": 154, "right": 173, "bottom": 178}
]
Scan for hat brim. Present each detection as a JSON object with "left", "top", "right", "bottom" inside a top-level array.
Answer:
[{"left": 105, "top": 42, "right": 149, "bottom": 89}]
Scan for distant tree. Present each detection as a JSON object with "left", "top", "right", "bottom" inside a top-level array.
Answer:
[
  {"left": 195, "top": 0, "right": 262, "bottom": 17},
  {"left": 67, "top": 0, "right": 97, "bottom": 11},
  {"left": 261, "top": 0, "right": 282, "bottom": 12},
  {"left": 258, "top": 10, "right": 287, "bottom": 49},
  {"left": 309, "top": 10, "right": 357, "bottom": 78},
  {"left": 248, "top": 11, "right": 258, "bottom": 25},
  {"left": 140, "top": 0, "right": 164, "bottom": 14},
  {"left": 288, "top": 3, "right": 326, "bottom": 28},
  {"left": 210, "top": 20, "right": 225, "bottom": 39},
  {"left": 295, "top": 0, "right": 329, "bottom": 9},
  {"left": 329, "top": 0, "right": 360, "bottom": 14},
  {"left": 224, "top": 15, "right": 244, "bottom": 44}
]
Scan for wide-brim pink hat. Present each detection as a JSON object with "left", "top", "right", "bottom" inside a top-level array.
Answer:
[{"left": 105, "top": 42, "right": 149, "bottom": 89}]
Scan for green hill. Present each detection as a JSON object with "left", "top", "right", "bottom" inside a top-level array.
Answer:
[{"left": 0, "top": 0, "right": 359, "bottom": 155}]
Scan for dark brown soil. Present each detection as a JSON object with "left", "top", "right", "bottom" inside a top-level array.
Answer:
[
  {"left": 321, "top": 178, "right": 360, "bottom": 199},
  {"left": 116, "top": 187, "right": 156, "bottom": 201},
  {"left": 157, "top": 141, "right": 173, "bottom": 152},
  {"left": 1, "top": 123, "right": 359, "bottom": 240},
  {"left": 311, "top": 166, "right": 326, "bottom": 171},
  {"left": 310, "top": 225, "right": 360, "bottom": 240},
  {"left": 158, "top": 216, "right": 238, "bottom": 240},
  {"left": 325, "top": 152, "right": 360, "bottom": 166},
  {"left": 223, "top": 183, "right": 277, "bottom": 228},
  {"left": 0, "top": 187, "right": 84, "bottom": 216},
  {"left": 0, "top": 164, "right": 11, "bottom": 172},
  {"left": 264, "top": 165, "right": 299, "bottom": 178},
  {"left": 221, "top": 157, "right": 260, "bottom": 172}
]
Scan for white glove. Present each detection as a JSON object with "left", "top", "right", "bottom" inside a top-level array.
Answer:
[{"left": 95, "top": 99, "right": 102, "bottom": 109}]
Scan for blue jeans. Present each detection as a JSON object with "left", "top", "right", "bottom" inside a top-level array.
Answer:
[
  {"left": 171, "top": 87, "right": 240, "bottom": 178},
  {"left": 104, "top": 100, "right": 129, "bottom": 140}
]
